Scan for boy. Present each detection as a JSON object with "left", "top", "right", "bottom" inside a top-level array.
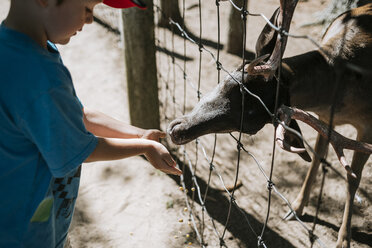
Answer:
[{"left": 0, "top": 0, "right": 182, "bottom": 247}]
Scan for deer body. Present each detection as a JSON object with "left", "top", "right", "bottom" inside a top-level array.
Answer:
[
  {"left": 169, "top": 3, "right": 372, "bottom": 247},
  {"left": 284, "top": 6, "right": 372, "bottom": 126}
]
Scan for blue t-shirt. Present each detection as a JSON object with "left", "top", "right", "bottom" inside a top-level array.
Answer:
[{"left": 0, "top": 24, "right": 98, "bottom": 247}]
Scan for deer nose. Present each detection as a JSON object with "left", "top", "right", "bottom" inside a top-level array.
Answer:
[
  {"left": 167, "top": 119, "right": 183, "bottom": 136},
  {"left": 168, "top": 119, "right": 189, "bottom": 145}
]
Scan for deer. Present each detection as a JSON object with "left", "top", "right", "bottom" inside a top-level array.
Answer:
[{"left": 168, "top": 2, "right": 372, "bottom": 247}]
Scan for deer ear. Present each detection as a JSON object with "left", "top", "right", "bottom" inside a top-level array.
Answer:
[
  {"left": 255, "top": 7, "right": 280, "bottom": 58},
  {"left": 284, "top": 120, "right": 312, "bottom": 162}
]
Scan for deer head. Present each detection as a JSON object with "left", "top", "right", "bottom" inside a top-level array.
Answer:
[
  {"left": 168, "top": 69, "right": 276, "bottom": 142},
  {"left": 168, "top": 68, "right": 311, "bottom": 162}
]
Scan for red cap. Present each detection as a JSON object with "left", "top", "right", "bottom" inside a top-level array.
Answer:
[{"left": 103, "top": 0, "right": 146, "bottom": 9}]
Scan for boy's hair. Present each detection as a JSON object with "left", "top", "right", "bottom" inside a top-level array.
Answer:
[{"left": 57, "top": 0, "right": 63, "bottom": 5}]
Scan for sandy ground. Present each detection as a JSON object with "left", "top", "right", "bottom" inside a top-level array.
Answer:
[{"left": 1, "top": 0, "right": 371, "bottom": 247}]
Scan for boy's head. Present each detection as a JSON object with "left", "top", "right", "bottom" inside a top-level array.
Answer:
[{"left": 16, "top": 0, "right": 145, "bottom": 47}]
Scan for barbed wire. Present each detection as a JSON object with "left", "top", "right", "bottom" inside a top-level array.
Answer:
[
  {"left": 154, "top": 1, "right": 326, "bottom": 246},
  {"left": 154, "top": 0, "right": 369, "bottom": 247}
]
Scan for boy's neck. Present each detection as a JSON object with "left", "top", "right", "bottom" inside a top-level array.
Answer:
[{"left": 4, "top": 0, "right": 48, "bottom": 49}]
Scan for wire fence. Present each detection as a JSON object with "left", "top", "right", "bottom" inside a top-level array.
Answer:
[
  {"left": 152, "top": 1, "right": 370, "bottom": 248},
  {"left": 155, "top": 1, "right": 315, "bottom": 247},
  {"left": 93, "top": 1, "right": 370, "bottom": 247}
]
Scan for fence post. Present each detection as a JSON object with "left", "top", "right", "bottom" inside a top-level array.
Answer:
[{"left": 121, "top": 0, "right": 160, "bottom": 129}]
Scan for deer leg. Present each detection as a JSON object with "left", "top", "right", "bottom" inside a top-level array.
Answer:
[
  {"left": 336, "top": 133, "right": 371, "bottom": 248},
  {"left": 285, "top": 134, "right": 329, "bottom": 220}
]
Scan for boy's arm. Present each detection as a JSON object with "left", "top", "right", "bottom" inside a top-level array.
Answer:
[
  {"left": 85, "top": 137, "right": 182, "bottom": 175},
  {"left": 83, "top": 108, "right": 164, "bottom": 141}
]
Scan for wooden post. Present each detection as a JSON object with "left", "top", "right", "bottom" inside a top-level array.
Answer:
[{"left": 121, "top": 0, "right": 160, "bottom": 129}]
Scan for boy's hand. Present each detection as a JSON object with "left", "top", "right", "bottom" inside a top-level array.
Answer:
[
  {"left": 140, "top": 129, "right": 166, "bottom": 142},
  {"left": 144, "top": 141, "right": 182, "bottom": 176}
]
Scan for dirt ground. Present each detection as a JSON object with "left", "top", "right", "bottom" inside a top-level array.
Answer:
[{"left": 1, "top": 0, "right": 371, "bottom": 247}]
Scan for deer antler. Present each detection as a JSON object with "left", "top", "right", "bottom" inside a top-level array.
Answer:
[
  {"left": 247, "top": 0, "right": 298, "bottom": 80},
  {"left": 244, "top": 54, "right": 270, "bottom": 76},
  {"left": 276, "top": 105, "right": 372, "bottom": 178},
  {"left": 276, "top": 122, "right": 306, "bottom": 154}
]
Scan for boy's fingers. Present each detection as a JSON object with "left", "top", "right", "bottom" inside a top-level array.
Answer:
[
  {"left": 165, "top": 156, "right": 176, "bottom": 167},
  {"left": 163, "top": 158, "right": 182, "bottom": 175},
  {"left": 169, "top": 167, "right": 183, "bottom": 175}
]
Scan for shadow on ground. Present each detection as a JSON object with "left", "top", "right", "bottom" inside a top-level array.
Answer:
[
  {"left": 300, "top": 214, "right": 372, "bottom": 247},
  {"left": 156, "top": 46, "right": 194, "bottom": 61},
  {"left": 167, "top": 154, "right": 296, "bottom": 248}
]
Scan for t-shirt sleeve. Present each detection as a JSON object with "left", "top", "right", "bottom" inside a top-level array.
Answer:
[{"left": 18, "top": 86, "right": 98, "bottom": 178}]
